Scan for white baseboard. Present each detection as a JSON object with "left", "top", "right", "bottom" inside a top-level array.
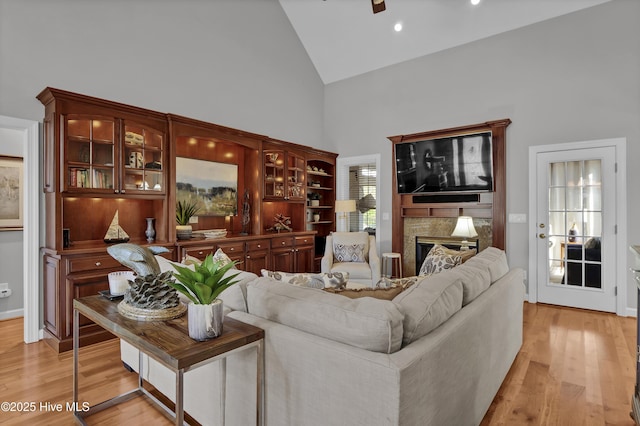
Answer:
[
  {"left": 0, "top": 309, "right": 24, "bottom": 321},
  {"left": 525, "top": 293, "right": 637, "bottom": 318}
]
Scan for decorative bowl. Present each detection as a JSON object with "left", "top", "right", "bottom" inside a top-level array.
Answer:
[{"left": 201, "top": 229, "right": 227, "bottom": 239}]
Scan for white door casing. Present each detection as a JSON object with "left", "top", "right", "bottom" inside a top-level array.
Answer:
[
  {"left": 528, "top": 138, "right": 627, "bottom": 316},
  {"left": 0, "top": 115, "right": 40, "bottom": 342}
]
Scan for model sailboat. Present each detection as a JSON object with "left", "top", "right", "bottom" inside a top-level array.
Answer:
[{"left": 104, "top": 210, "right": 130, "bottom": 243}]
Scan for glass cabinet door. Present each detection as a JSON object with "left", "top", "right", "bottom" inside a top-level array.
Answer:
[
  {"left": 65, "top": 117, "right": 115, "bottom": 191},
  {"left": 122, "top": 123, "right": 165, "bottom": 194},
  {"left": 287, "top": 152, "right": 305, "bottom": 201},
  {"left": 264, "top": 150, "right": 286, "bottom": 199}
]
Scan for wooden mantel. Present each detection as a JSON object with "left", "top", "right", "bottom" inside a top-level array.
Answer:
[{"left": 388, "top": 119, "right": 511, "bottom": 253}]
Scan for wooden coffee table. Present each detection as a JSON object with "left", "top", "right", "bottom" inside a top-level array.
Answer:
[{"left": 73, "top": 295, "right": 264, "bottom": 425}]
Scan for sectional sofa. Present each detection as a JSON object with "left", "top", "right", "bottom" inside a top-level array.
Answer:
[{"left": 121, "top": 247, "right": 525, "bottom": 425}]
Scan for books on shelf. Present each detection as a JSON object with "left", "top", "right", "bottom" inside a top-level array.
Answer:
[
  {"left": 68, "top": 168, "right": 111, "bottom": 189},
  {"left": 69, "top": 168, "right": 88, "bottom": 188}
]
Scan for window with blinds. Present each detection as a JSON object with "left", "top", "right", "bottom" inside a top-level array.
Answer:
[{"left": 348, "top": 163, "right": 377, "bottom": 233}]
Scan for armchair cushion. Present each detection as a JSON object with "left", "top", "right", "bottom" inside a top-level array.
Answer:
[{"left": 321, "top": 232, "right": 381, "bottom": 286}]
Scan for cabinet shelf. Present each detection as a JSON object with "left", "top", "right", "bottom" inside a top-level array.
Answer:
[{"left": 307, "top": 170, "right": 332, "bottom": 177}]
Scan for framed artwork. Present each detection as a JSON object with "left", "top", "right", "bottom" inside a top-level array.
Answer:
[
  {"left": 176, "top": 157, "right": 238, "bottom": 216},
  {"left": 0, "top": 156, "right": 23, "bottom": 230}
]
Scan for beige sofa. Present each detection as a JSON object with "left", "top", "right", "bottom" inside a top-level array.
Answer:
[{"left": 121, "top": 247, "right": 524, "bottom": 425}]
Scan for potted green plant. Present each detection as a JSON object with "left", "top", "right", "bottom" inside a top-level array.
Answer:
[
  {"left": 176, "top": 199, "right": 200, "bottom": 240},
  {"left": 169, "top": 254, "right": 240, "bottom": 341},
  {"left": 307, "top": 191, "right": 321, "bottom": 206}
]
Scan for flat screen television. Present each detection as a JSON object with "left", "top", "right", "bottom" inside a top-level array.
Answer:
[{"left": 394, "top": 131, "right": 493, "bottom": 194}]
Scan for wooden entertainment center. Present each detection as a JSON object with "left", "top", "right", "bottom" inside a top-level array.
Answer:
[{"left": 37, "top": 88, "right": 337, "bottom": 352}]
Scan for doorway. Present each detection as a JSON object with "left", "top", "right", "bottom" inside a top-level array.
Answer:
[
  {"left": 528, "top": 138, "right": 627, "bottom": 315},
  {"left": 337, "top": 154, "right": 380, "bottom": 240},
  {"left": 0, "top": 116, "right": 40, "bottom": 342}
]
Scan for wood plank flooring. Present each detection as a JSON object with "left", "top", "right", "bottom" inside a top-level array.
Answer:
[
  {"left": 481, "top": 303, "right": 636, "bottom": 426},
  {"left": 0, "top": 302, "right": 636, "bottom": 425}
]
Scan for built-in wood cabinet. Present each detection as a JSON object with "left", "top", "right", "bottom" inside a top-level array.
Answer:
[
  {"left": 270, "top": 234, "right": 314, "bottom": 273},
  {"left": 38, "top": 87, "right": 336, "bottom": 352},
  {"left": 42, "top": 245, "right": 175, "bottom": 352},
  {"left": 177, "top": 233, "right": 314, "bottom": 276},
  {"left": 263, "top": 148, "right": 305, "bottom": 202}
]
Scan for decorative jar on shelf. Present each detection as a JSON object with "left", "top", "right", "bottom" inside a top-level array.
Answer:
[{"left": 145, "top": 217, "right": 155, "bottom": 242}]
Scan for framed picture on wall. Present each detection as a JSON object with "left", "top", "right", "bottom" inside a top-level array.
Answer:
[
  {"left": 175, "top": 157, "right": 238, "bottom": 216},
  {"left": 0, "top": 156, "right": 23, "bottom": 230}
]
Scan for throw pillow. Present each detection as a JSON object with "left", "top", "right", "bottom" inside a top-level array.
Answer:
[
  {"left": 261, "top": 270, "right": 349, "bottom": 289},
  {"left": 418, "top": 244, "right": 463, "bottom": 276},
  {"left": 441, "top": 246, "right": 476, "bottom": 263},
  {"left": 181, "top": 254, "right": 202, "bottom": 266},
  {"left": 333, "top": 243, "right": 366, "bottom": 263},
  {"left": 325, "top": 276, "right": 418, "bottom": 300},
  {"left": 211, "top": 248, "right": 236, "bottom": 268}
]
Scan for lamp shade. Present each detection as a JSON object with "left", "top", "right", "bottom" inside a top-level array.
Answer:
[
  {"left": 335, "top": 199, "right": 356, "bottom": 213},
  {"left": 451, "top": 216, "right": 478, "bottom": 239}
]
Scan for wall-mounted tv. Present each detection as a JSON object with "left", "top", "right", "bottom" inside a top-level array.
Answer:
[{"left": 394, "top": 131, "right": 493, "bottom": 194}]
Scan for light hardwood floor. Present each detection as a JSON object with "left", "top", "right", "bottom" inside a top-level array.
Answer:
[{"left": 0, "top": 302, "right": 636, "bottom": 425}]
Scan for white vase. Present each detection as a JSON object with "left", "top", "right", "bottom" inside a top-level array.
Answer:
[
  {"left": 176, "top": 224, "right": 192, "bottom": 240},
  {"left": 187, "top": 299, "right": 224, "bottom": 341},
  {"left": 310, "top": 199, "right": 320, "bottom": 207}
]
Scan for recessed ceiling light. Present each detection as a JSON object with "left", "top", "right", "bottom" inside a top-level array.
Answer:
[
  {"left": 471, "top": 0, "right": 481, "bottom": 5},
  {"left": 394, "top": 22, "right": 403, "bottom": 32}
]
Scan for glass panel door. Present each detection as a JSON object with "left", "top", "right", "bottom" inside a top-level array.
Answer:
[{"left": 547, "top": 160, "right": 602, "bottom": 289}]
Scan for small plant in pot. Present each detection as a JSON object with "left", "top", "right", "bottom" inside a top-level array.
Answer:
[
  {"left": 307, "top": 192, "right": 321, "bottom": 206},
  {"left": 176, "top": 199, "right": 200, "bottom": 240},
  {"left": 169, "top": 254, "right": 240, "bottom": 341}
]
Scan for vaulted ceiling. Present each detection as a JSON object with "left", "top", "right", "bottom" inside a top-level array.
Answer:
[{"left": 279, "top": 0, "right": 612, "bottom": 84}]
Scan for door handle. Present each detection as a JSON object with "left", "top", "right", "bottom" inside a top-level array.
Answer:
[{"left": 539, "top": 233, "right": 546, "bottom": 239}]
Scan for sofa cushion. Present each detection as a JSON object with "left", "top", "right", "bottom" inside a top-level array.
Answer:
[
  {"left": 260, "top": 270, "right": 348, "bottom": 289},
  {"left": 418, "top": 245, "right": 463, "bottom": 276},
  {"left": 247, "top": 278, "right": 405, "bottom": 353},
  {"left": 392, "top": 273, "right": 463, "bottom": 346},
  {"left": 448, "top": 263, "right": 492, "bottom": 306},
  {"left": 463, "top": 247, "right": 509, "bottom": 283},
  {"left": 154, "top": 255, "right": 253, "bottom": 312}
]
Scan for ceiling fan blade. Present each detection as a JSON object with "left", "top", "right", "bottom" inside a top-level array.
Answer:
[{"left": 371, "top": 0, "right": 386, "bottom": 14}]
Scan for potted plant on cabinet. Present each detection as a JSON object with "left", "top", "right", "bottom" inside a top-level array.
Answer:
[
  {"left": 169, "top": 254, "right": 240, "bottom": 341},
  {"left": 307, "top": 192, "right": 321, "bottom": 207},
  {"left": 176, "top": 199, "right": 200, "bottom": 240}
]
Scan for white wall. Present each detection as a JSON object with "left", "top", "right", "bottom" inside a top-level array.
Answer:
[
  {"left": 323, "top": 0, "right": 640, "bottom": 310},
  {"left": 0, "top": 128, "right": 25, "bottom": 318},
  {"left": 0, "top": 0, "right": 324, "bottom": 147}
]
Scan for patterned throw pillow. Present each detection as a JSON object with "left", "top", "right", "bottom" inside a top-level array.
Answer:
[
  {"left": 212, "top": 248, "right": 236, "bottom": 268},
  {"left": 261, "top": 270, "right": 349, "bottom": 289},
  {"left": 418, "top": 245, "right": 463, "bottom": 276},
  {"left": 333, "top": 243, "right": 366, "bottom": 263}
]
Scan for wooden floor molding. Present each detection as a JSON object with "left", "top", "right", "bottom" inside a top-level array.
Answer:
[{"left": 0, "top": 302, "right": 636, "bottom": 425}]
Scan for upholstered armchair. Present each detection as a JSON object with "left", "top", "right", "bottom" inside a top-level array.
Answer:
[{"left": 321, "top": 231, "right": 381, "bottom": 286}]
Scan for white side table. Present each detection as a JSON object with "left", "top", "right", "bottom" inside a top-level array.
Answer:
[{"left": 382, "top": 252, "right": 402, "bottom": 279}]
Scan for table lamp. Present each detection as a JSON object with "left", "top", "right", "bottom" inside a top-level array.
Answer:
[
  {"left": 335, "top": 200, "right": 356, "bottom": 232},
  {"left": 451, "top": 216, "right": 478, "bottom": 250}
]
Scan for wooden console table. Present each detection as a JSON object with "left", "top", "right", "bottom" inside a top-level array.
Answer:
[{"left": 73, "top": 296, "right": 265, "bottom": 425}]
